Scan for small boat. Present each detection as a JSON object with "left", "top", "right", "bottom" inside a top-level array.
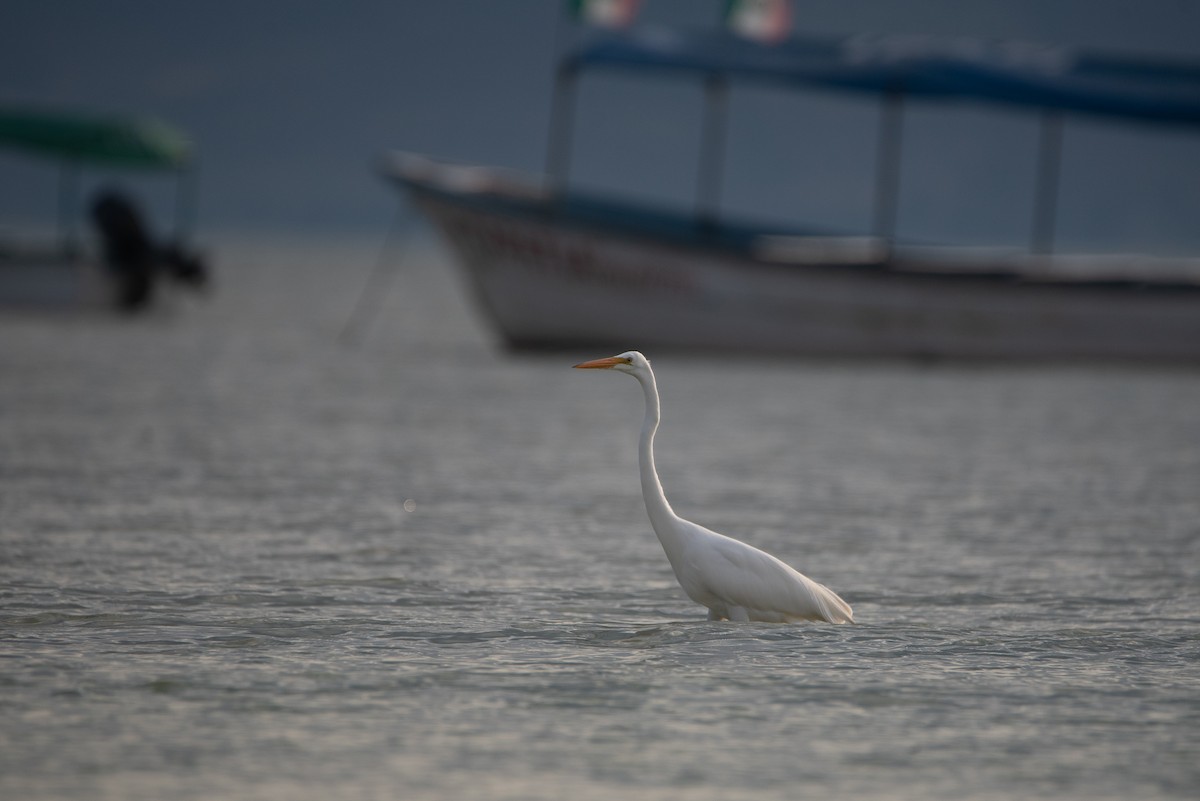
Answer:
[
  {"left": 383, "top": 24, "right": 1200, "bottom": 360},
  {"left": 0, "top": 108, "right": 208, "bottom": 311}
]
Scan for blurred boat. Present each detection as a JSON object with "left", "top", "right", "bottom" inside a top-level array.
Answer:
[
  {"left": 384, "top": 26, "right": 1200, "bottom": 360},
  {"left": 0, "top": 108, "right": 209, "bottom": 311}
]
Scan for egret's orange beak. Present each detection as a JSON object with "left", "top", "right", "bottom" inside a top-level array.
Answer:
[{"left": 573, "top": 356, "right": 630, "bottom": 369}]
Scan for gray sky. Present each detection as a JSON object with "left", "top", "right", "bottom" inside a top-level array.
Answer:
[{"left": 2, "top": 1, "right": 1198, "bottom": 253}]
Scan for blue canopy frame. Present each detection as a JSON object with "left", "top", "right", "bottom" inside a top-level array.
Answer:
[
  {"left": 567, "top": 28, "right": 1200, "bottom": 126},
  {"left": 546, "top": 26, "right": 1200, "bottom": 254}
]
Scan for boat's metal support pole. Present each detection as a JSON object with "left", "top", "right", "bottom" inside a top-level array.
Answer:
[
  {"left": 872, "top": 91, "right": 905, "bottom": 246},
  {"left": 545, "top": 64, "right": 579, "bottom": 198},
  {"left": 696, "top": 75, "right": 729, "bottom": 229},
  {"left": 1031, "top": 113, "right": 1063, "bottom": 256}
]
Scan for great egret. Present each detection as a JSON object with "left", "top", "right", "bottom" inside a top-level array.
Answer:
[{"left": 574, "top": 351, "right": 853, "bottom": 624}]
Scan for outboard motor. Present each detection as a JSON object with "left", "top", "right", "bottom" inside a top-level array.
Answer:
[
  {"left": 90, "top": 189, "right": 211, "bottom": 310},
  {"left": 90, "top": 189, "right": 155, "bottom": 311}
]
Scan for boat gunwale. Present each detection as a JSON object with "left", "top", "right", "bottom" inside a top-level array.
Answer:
[{"left": 384, "top": 157, "right": 1200, "bottom": 297}]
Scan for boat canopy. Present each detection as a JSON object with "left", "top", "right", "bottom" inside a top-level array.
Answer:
[
  {"left": 0, "top": 108, "right": 197, "bottom": 250},
  {"left": 0, "top": 108, "right": 192, "bottom": 168},
  {"left": 567, "top": 27, "right": 1200, "bottom": 128}
]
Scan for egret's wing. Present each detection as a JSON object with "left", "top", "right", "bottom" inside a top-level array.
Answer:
[{"left": 696, "top": 528, "right": 854, "bottom": 623}]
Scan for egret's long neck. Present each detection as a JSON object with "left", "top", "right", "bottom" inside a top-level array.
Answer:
[{"left": 635, "top": 368, "right": 685, "bottom": 561}]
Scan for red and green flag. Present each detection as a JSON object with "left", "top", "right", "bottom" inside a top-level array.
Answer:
[
  {"left": 724, "top": 0, "right": 792, "bottom": 44},
  {"left": 568, "top": 0, "right": 642, "bottom": 29}
]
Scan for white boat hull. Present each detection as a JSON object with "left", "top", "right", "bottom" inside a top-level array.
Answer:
[
  {"left": 386, "top": 155, "right": 1200, "bottom": 361},
  {"left": 0, "top": 252, "right": 112, "bottom": 310}
]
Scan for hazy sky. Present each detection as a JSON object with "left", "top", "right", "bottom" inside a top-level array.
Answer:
[{"left": 2, "top": 1, "right": 1198, "bottom": 253}]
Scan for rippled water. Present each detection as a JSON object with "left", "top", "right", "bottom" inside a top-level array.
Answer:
[{"left": 2, "top": 235, "right": 1198, "bottom": 800}]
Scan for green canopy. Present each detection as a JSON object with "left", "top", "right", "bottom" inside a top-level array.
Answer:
[{"left": 0, "top": 108, "right": 191, "bottom": 169}]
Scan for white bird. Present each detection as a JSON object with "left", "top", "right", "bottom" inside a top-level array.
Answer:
[{"left": 574, "top": 351, "right": 853, "bottom": 624}]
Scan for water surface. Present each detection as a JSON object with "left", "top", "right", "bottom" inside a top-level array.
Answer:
[{"left": 1, "top": 236, "right": 1197, "bottom": 800}]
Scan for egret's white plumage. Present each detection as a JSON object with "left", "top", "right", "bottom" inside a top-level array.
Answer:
[{"left": 575, "top": 351, "right": 853, "bottom": 624}]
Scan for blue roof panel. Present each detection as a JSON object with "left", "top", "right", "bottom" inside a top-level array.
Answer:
[{"left": 569, "top": 28, "right": 1200, "bottom": 127}]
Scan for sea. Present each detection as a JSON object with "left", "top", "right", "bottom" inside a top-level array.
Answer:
[{"left": 1, "top": 234, "right": 1197, "bottom": 801}]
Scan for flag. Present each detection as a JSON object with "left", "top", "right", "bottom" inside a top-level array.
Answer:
[
  {"left": 724, "top": 0, "right": 792, "bottom": 44},
  {"left": 569, "top": 0, "right": 642, "bottom": 29}
]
